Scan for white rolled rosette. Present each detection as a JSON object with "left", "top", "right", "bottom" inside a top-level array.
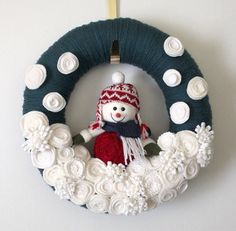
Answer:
[
  {"left": 187, "top": 77, "right": 208, "bottom": 100},
  {"left": 73, "top": 145, "right": 91, "bottom": 162},
  {"left": 86, "top": 194, "right": 109, "bottom": 213},
  {"left": 64, "top": 159, "right": 85, "bottom": 179},
  {"left": 169, "top": 102, "right": 190, "bottom": 124},
  {"left": 176, "top": 130, "right": 199, "bottom": 157},
  {"left": 25, "top": 64, "right": 47, "bottom": 90},
  {"left": 159, "top": 188, "right": 178, "bottom": 203},
  {"left": 57, "top": 52, "right": 79, "bottom": 75},
  {"left": 176, "top": 179, "right": 189, "bottom": 194},
  {"left": 163, "top": 69, "right": 182, "bottom": 87},
  {"left": 70, "top": 180, "right": 94, "bottom": 205},
  {"left": 94, "top": 178, "right": 114, "bottom": 196},
  {"left": 157, "top": 132, "right": 176, "bottom": 151},
  {"left": 114, "top": 181, "right": 126, "bottom": 193},
  {"left": 183, "top": 159, "right": 200, "bottom": 180},
  {"left": 31, "top": 148, "right": 56, "bottom": 169},
  {"left": 161, "top": 169, "right": 184, "bottom": 189},
  {"left": 57, "top": 147, "right": 74, "bottom": 164},
  {"left": 20, "top": 111, "right": 49, "bottom": 139},
  {"left": 43, "top": 164, "right": 65, "bottom": 186},
  {"left": 163, "top": 36, "right": 184, "bottom": 57},
  {"left": 86, "top": 158, "right": 106, "bottom": 182},
  {"left": 42, "top": 92, "right": 66, "bottom": 112},
  {"left": 144, "top": 170, "right": 163, "bottom": 197},
  {"left": 109, "top": 195, "right": 129, "bottom": 215},
  {"left": 49, "top": 123, "right": 72, "bottom": 149}
]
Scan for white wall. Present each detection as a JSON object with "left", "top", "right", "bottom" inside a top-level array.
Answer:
[{"left": 0, "top": 0, "right": 236, "bottom": 230}]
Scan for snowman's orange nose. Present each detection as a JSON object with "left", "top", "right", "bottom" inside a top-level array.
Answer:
[{"left": 115, "top": 113, "right": 122, "bottom": 118}]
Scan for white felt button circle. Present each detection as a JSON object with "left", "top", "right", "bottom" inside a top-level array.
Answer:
[
  {"left": 42, "top": 92, "right": 66, "bottom": 112},
  {"left": 169, "top": 101, "right": 190, "bottom": 124},
  {"left": 57, "top": 52, "right": 79, "bottom": 74},
  {"left": 163, "top": 69, "right": 182, "bottom": 87},
  {"left": 164, "top": 36, "right": 184, "bottom": 57},
  {"left": 25, "top": 64, "right": 47, "bottom": 89},
  {"left": 187, "top": 77, "right": 208, "bottom": 100}
]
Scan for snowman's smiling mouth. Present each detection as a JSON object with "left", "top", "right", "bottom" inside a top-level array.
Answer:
[{"left": 110, "top": 113, "right": 126, "bottom": 122}]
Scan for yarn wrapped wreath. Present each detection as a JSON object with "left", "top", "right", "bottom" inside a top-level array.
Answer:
[{"left": 20, "top": 18, "right": 214, "bottom": 215}]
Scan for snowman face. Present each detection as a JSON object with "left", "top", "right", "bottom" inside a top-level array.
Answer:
[{"left": 102, "top": 102, "right": 138, "bottom": 123}]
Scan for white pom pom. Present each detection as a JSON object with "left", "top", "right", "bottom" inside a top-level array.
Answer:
[{"left": 112, "top": 72, "right": 125, "bottom": 84}]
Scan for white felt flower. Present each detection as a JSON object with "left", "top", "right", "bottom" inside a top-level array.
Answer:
[
  {"left": 54, "top": 177, "right": 76, "bottom": 200},
  {"left": 31, "top": 147, "right": 56, "bottom": 169},
  {"left": 86, "top": 194, "right": 109, "bottom": 213},
  {"left": 85, "top": 158, "right": 107, "bottom": 182},
  {"left": 43, "top": 164, "right": 65, "bottom": 186},
  {"left": 64, "top": 159, "right": 85, "bottom": 179},
  {"left": 49, "top": 123, "right": 72, "bottom": 149},
  {"left": 42, "top": 92, "right": 66, "bottom": 112},
  {"left": 57, "top": 52, "right": 79, "bottom": 75},
  {"left": 109, "top": 195, "right": 129, "bottom": 215},
  {"left": 159, "top": 188, "right": 178, "bottom": 203},
  {"left": 187, "top": 77, "right": 208, "bottom": 100},
  {"left": 169, "top": 102, "right": 190, "bottom": 124},
  {"left": 183, "top": 159, "right": 200, "bottom": 179},
  {"left": 163, "top": 36, "right": 184, "bottom": 57},
  {"left": 70, "top": 180, "right": 94, "bottom": 205},
  {"left": 94, "top": 178, "right": 114, "bottom": 196},
  {"left": 163, "top": 69, "right": 182, "bottom": 87},
  {"left": 57, "top": 147, "right": 74, "bottom": 164},
  {"left": 176, "top": 131, "right": 199, "bottom": 157},
  {"left": 20, "top": 111, "right": 49, "bottom": 139},
  {"left": 73, "top": 145, "right": 91, "bottom": 162},
  {"left": 176, "top": 179, "right": 189, "bottom": 194},
  {"left": 157, "top": 132, "right": 176, "bottom": 151},
  {"left": 144, "top": 170, "right": 163, "bottom": 197},
  {"left": 24, "top": 64, "right": 47, "bottom": 90},
  {"left": 161, "top": 167, "right": 184, "bottom": 189}
]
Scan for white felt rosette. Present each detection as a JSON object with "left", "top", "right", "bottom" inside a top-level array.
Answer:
[
  {"left": 20, "top": 111, "right": 49, "bottom": 139},
  {"left": 159, "top": 188, "right": 178, "bottom": 203},
  {"left": 94, "top": 178, "right": 114, "bottom": 196},
  {"left": 85, "top": 158, "right": 107, "bottom": 182},
  {"left": 57, "top": 147, "right": 75, "bottom": 164},
  {"left": 187, "top": 77, "right": 208, "bottom": 100},
  {"left": 86, "top": 194, "right": 109, "bottom": 213},
  {"left": 70, "top": 180, "right": 94, "bottom": 205},
  {"left": 109, "top": 195, "right": 129, "bottom": 215},
  {"left": 73, "top": 145, "right": 91, "bottom": 162},
  {"left": 163, "top": 36, "right": 184, "bottom": 57},
  {"left": 64, "top": 159, "right": 85, "bottom": 179},
  {"left": 176, "top": 130, "right": 199, "bottom": 157},
  {"left": 42, "top": 92, "right": 66, "bottom": 112},
  {"left": 183, "top": 159, "right": 200, "bottom": 180},
  {"left": 157, "top": 132, "right": 176, "bottom": 151},
  {"left": 31, "top": 148, "right": 56, "bottom": 169},
  {"left": 49, "top": 123, "right": 72, "bottom": 149},
  {"left": 43, "top": 164, "right": 65, "bottom": 187},
  {"left": 57, "top": 52, "right": 79, "bottom": 75}
]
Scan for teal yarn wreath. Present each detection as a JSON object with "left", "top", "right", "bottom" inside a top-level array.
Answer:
[
  {"left": 21, "top": 18, "right": 214, "bottom": 215},
  {"left": 23, "top": 18, "right": 212, "bottom": 132}
]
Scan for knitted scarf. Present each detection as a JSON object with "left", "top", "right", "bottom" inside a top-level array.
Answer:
[{"left": 103, "top": 120, "right": 145, "bottom": 165}]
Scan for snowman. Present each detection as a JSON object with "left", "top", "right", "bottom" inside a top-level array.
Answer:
[{"left": 73, "top": 72, "right": 160, "bottom": 165}]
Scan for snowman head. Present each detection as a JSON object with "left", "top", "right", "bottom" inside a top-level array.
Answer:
[
  {"left": 102, "top": 101, "right": 138, "bottom": 123},
  {"left": 96, "top": 72, "right": 140, "bottom": 124}
]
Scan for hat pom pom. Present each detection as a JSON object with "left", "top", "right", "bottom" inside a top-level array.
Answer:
[{"left": 112, "top": 72, "right": 125, "bottom": 84}]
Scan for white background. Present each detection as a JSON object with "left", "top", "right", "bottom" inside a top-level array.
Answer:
[{"left": 1, "top": 0, "right": 236, "bottom": 230}]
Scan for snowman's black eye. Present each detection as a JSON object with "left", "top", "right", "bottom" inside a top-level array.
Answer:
[
  {"left": 121, "top": 107, "right": 125, "bottom": 111},
  {"left": 113, "top": 107, "right": 117, "bottom": 111}
]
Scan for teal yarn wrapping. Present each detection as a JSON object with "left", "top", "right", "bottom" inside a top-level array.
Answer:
[{"left": 23, "top": 18, "right": 212, "bottom": 132}]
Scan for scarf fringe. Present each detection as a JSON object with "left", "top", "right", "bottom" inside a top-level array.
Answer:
[{"left": 120, "top": 136, "right": 146, "bottom": 165}]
